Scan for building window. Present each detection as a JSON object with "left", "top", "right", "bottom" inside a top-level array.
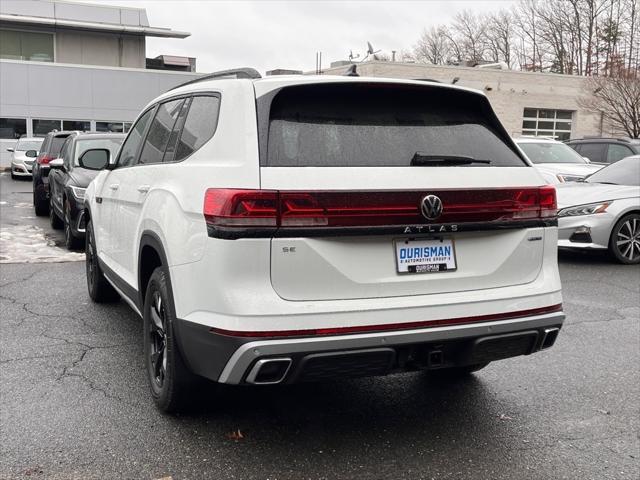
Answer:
[
  {"left": 96, "top": 121, "right": 128, "bottom": 133},
  {"left": 0, "top": 118, "right": 27, "bottom": 139},
  {"left": 62, "top": 120, "right": 90, "bottom": 131},
  {"left": 0, "top": 29, "right": 54, "bottom": 62},
  {"left": 33, "top": 119, "right": 62, "bottom": 135},
  {"left": 522, "top": 108, "right": 573, "bottom": 141}
]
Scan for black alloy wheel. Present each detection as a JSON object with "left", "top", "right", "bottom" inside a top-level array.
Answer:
[
  {"left": 143, "top": 267, "right": 196, "bottom": 413},
  {"left": 64, "top": 199, "right": 83, "bottom": 250},
  {"left": 148, "top": 290, "right": 168, "bottom": 389},
  {"left": 85, "top": 218, "right": 119, "bottom": 302},
  {"left": 49, "top": 197, "right": 63, "bottom": 229}
]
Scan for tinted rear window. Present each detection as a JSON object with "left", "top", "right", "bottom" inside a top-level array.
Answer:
[{"left": 264, "top": 84, "right": 525, "bottom": 167}]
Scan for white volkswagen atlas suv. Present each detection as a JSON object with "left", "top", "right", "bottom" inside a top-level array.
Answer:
[{"left": 83, "top": 68, "right": 564, "bottom": 412}]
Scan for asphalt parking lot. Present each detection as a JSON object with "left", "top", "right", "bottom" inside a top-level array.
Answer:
[{"left": 1, "top": 172, "right": 639, "bottom": 480}]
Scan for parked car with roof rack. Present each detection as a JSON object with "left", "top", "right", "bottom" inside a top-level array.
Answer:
[
  {"left": 565, "top": 137, "right": 640, "bottom": 164},
  {"left": 82, "top": 67, "right": 564, "bottom": 413},
  {"left": 32, "top": 131, "right": 80, "bottom": 216},
  {"left": 515, "top": 137, "right": 602, "bottom": 184},
  {"left": 557, "top": 156, "right": 640, "bottom": 264},
  {"left": 8, "top": 136, "right": 44, "bottom": 179},
  {"left": 48, "top": 133, "right": 125, "bottom": 249}
]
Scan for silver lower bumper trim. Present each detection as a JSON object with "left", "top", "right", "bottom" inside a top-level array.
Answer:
[{"left": 217, "top": 311, "right": 565, "bottom": 384}]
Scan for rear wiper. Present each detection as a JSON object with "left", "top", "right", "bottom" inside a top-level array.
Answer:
[{"left": 411, "top": 152, "right": 492, "bottom": 166}]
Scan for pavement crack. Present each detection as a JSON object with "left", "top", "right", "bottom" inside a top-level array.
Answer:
[{"left": 0, "top": 269, "right": 39, "bottom": 289}]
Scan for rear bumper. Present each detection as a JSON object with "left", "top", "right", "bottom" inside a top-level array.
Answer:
[{"left": 176, "top": 310, "right": 565, "bottom": 385}]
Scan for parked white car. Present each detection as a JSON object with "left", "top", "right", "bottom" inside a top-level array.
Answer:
[
  {"left": 557, "top": 156, "right": 640, "bottom": 263},
  {"left": 83, "top": 70, "right": 564, "bottom": 412},
  {"left": 8, "top": 136, "right": 44, "bottom": 179},
  {"left": 515, "top": 137, "right": 602, "bottom": 184}
]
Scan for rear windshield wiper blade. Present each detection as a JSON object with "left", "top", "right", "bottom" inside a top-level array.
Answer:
[{"left": 411, "top": 153, "right": 492, "bottom": 166}]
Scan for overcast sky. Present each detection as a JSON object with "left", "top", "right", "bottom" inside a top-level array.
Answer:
[{"left": 83, "top": 0, "right": 516, "bottom": 74}]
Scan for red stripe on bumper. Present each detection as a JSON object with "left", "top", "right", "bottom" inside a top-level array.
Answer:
[{"left": 209, "top": 303, "right": 563, "bottom": 338}]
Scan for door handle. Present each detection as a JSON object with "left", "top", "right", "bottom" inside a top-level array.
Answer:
[
  {"left": 108, "top": 184, "right": 119, "bottom": 190},
  {"left": 137, "top": 185, "right": 150, "bottom": 194}
]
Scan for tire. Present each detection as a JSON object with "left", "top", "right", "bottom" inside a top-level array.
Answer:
[
  {"left": 85, "top": 218, "right": 119, "bottom": 303},
  {"left": 428, "top": 362, "right": 489, "bottom": 379},
  {"left": 34, "top": 187, "right": 48, "bottom": 216},
  {"left": 11, "top": 171, "right": 17, "bottom": 180},
  {"left": 64, "top": 199, "right": 83, "bottom": 250},
  {"left": 143, "top": 267, "right": 196, "bottom": 413},
  {"left": 49, "top": 197, "right": 63, "bottom": 230},
  {"left": 609, "top": 213, "right": 640, "bottom": 265}
]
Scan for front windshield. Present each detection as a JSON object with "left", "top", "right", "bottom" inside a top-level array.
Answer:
[
  {"left": 518, "top": 142, "right": 586, "bottom": 164},
  {"left": 74, "top": 138, "right": 124, "bottom": 166},
  {"left": 586, "top": 157, "right": 640, "bottom": 186},
  {"left": 16, "top": 139, "right": 44, "bottom": 151}
]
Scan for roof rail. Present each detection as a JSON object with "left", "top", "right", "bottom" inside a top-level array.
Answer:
[
  {"left": 579, "top": 136, "right": 637, "bottom": 143},
  {"left": 169, "top": 67, "right": 261, "bottom": 91}
]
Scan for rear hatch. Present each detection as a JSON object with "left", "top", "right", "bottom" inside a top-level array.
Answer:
[{"left": 207, "top": 81, "right": 556, "bottom": 301}]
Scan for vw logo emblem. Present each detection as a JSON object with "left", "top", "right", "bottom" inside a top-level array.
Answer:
[{"left": 420, "top": 195, "right": 443, "bottom": 220}]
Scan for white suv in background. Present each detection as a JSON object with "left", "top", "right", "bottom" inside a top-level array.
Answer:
[
  {"left": 83, "top": 69, "right": 564, "bottom": 412},
  {"left": 515, "top": 136, "right": 602, "bottom": 183}
]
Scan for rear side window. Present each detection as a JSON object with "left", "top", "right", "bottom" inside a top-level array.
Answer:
[
  {"left": 606, "top": 144, "right": 634, "bottom": 163},
  {"left": 264, "top": 84, "right": 526, "bottom": 167},
  {"left": 174, "top": 95, "right": 220, "bottom": 162},
  {"left": 139, "top": 98, "right": 186, "bottom": 165},
  {"left": 578, "top": 143, "right": 606, "bottom": 163},
  {"left": 50, "top": 136, "right": 69, "bottom": 156}
]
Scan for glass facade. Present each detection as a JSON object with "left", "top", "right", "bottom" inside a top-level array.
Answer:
[{"left": 0, "top": 29, "right": 54, "bottom": 62}]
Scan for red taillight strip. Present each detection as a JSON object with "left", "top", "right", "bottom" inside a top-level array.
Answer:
[
  {"left": 209, "top": 303, "right": 563, "bottom": 338},
  {"left": 203, "top": 187, "right": 558, "bottom": 238}
]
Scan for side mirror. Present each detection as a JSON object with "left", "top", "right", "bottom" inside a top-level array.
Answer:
[
  {"left": 25, "top": 150, "right": 37, "bottom": 158},
  {"left": 583, "top": 156, "right": 591, "bottom": 163},
  {"left": 7, "top": 147, "right": 14, "bottom": 153},
  {"left": 79, "top": 148, "right": 109, "bottom": 171},
  {"left": 49, "top": 158, "right": 64, "bottom": 170}
]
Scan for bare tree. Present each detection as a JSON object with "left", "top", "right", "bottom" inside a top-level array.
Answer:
[
  {"left": 578, "top": 70, "right": 640, "bottom": 137},
  {"left": 452, "top": 10, "right": 488, "bottom": 63},
  {"left": 410, "top": 0, "right": 640, "bottom": 75},
  {"left": 514, "top": 0, "right": 545, "bottom": 71},
  {"left": 484, "top": 10, "right": 516, "bottom": 66},
  {"left": 413, "top": 26, "right": 451, "bottom": 64}
]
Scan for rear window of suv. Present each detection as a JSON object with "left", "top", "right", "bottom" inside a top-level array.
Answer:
[{"left": 263, "top": 83, "right": 526, "bottom": 167}]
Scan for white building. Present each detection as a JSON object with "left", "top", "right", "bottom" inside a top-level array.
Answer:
[{"left": 0, "top": 0, "right": 202, "bottom": 167}]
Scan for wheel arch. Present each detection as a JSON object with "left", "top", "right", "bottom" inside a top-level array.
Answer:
[{"left": 138, "top": 231, "right": 171, "bottom": 310}]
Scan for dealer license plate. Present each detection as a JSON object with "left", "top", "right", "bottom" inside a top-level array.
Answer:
[{"left": 394, "top": 238, "right": 457, "bottom": 274}]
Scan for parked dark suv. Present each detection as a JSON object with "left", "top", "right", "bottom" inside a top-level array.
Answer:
[
  {"left": 32, "top": 131, "right": 79, "bottom": 216},
  {"left": 566, "top": 137, "right": 640, "bottom": 165},
  {"left": 48, "top": 133, "right": 125, "bottom": 249}
]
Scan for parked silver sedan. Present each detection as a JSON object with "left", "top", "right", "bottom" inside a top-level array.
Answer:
[{"left": 557, "top": 156, "right": 640, "bottom": 264}]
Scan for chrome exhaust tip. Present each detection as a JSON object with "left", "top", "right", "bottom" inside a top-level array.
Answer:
[
  {"left": 540, "top": 327, "right": 560, "bottom": 350},
  {"left": 245, "top": 358, "right": 292, "bottom": 385}
]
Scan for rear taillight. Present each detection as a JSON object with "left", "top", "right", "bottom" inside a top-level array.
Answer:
[
  {"left": 538, "top": 185, "right": 558, "bottom": 218},
  {"left": 203, "top": 189, "right": 278, "bottom": 229},
  {"left": 38, "top": 155, "right": 53, "bottom": 165},
  {"left": 203, "top": 187, "right": 557, "bottom": 238}
]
